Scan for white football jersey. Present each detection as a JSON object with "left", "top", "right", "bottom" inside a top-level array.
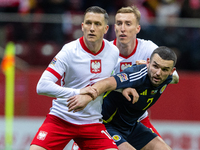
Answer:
[
  {"left": 112, "top": 38, "right": 158, "bottom": 74},
  {"left": 37, "top": 37, "right": 119, "bottom": 125}
]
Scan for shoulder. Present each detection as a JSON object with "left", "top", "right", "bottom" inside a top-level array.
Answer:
[
  {"left": 104, "top": 39, "right": 119, "bottom": 51},
  {"left": 55, "top": 39, "right": 79, "bottom": 60},
  {"left": 165, "top": 75, "right": 173, "bottom": 84},
  {"left": 119, "top": 64, "right": 147, "bottom": 81},
  {"left": 122, "top": 64, "right": 147, "bottom": 74},
  {"left": 137, "top": 38, "right": 158, "bottom": 51},
  {"left": 61, "top": 39, "right": 79, "bottom": 51},
  {"left": 114, "top": 64, "right": 147, "bottom": 89}
]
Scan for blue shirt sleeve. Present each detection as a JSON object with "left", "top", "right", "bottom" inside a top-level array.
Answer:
[{"left": 113, "top": 64, "right": 147, "bottom": 89}]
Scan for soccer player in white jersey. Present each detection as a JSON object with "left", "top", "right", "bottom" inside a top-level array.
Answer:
[
  {"left": 29, "top": 6, "right": 119, "bottom": 150},
  {"left": 112, "top": 5, "right": 162, "bottom": 138}
]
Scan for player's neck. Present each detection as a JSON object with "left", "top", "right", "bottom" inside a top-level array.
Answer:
[
  {"left": 84, "top": 38, "right": 103, "bottom": 54},
  {"left": 117, "top": 40, "right": 136, "bottom": 57}
]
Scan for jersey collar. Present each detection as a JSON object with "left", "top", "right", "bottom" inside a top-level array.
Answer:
[
  {"left": 114, "top": 38, "right": 138, "bottom": 59},
  {"left": 79, "top": 36, "right": 105, "bottom": 56}
]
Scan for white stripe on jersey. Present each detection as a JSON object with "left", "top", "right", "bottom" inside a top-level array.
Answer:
[{"left": 129, "top": 67, "right": 147, "bottom": 82}]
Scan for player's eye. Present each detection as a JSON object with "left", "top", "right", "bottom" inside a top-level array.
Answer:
[
  {"left": 116, "top": 22, "right": 122, "bottom": 26},
  {"left": 95, "top": 22, "right": 101, "bottom": 26},
  {"left": 153, "top": 64, "right": 158, "bottom": 69},
  {"left": 162, "top": 68, "right": 169, "bottom": 72},
  {"left": 85, "top": 21, "right": 91, "bottom": 25}
]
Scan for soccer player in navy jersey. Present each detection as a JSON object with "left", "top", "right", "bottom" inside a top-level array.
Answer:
[{"left": 68, "top": 46, "right": 176, "bottom": 150}]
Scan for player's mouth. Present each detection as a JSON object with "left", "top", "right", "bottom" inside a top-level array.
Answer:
[
  {"left": 88, "top": 34, "right": 96, "bottom": 37},
  {"left": 153, "top": 77, "right": 161, "bottom": 82},
  {"left": 119, "top": 34, "right": 127, "bottom": 38}
]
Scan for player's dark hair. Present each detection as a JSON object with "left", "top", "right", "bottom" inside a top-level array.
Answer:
[
  {"left": 151, "top": 46, "right": 177, "bottom": 66},
  {"left": 84, "top": 6, "right": 109, "bottom": 24}
]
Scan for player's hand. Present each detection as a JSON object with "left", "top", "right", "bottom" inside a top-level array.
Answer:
[
  {"left": 136, "top": 60, "right": 147, "bottom": 65},
  {"left": 80, "top": 86, "right": 98, "bottom": 100},
  {"left": 122, "top": 88, "right": 139, "bottom": 104},
  {"left": 67, "top": 95, "right": 93, "bottom": 112}
]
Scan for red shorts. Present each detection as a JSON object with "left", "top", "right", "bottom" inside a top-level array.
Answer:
[{"left": 31, "top": 114, "right": 118, "bottom": 150}]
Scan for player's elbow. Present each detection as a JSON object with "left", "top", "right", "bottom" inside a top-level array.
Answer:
[
  {"left": 36, "top": 80, "right": 49, "bottom": 95},
  {"left": 36, "top": 81, "right": 44, "bottom": 95}
]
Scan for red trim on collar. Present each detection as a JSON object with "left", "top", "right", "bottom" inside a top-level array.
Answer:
[
  {"left": 113, "top": 39, "right": 117, "bottom": 46},
  {"left": 79, "top": 36, "right": 105, "bottom": 56},
  {"left": 119, "top": 39, "right": 138, "bottom": 59}
]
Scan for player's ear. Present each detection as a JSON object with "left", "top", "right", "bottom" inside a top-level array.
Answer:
[
  {"left": 81, "top": 22, "right": 84, "bottom": 32},
  {"left": 147, "top": 58, "right": 150, "bottom": 63},
  {"left": 146, "top": 58, "right": 150, "bottom": 67},
  {"left": 136, "top": 25, "right": 141, "bottom": 34},
  {"left": 170, "top": 67, "right": 176, "bottom": 75},
  {"left": 104, "top": 25, "right": 109, "bottom": 34}
]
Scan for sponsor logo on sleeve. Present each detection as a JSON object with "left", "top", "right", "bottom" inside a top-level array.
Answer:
[{"left": 50, "top": 57, "right": 57, "bottom": 66}]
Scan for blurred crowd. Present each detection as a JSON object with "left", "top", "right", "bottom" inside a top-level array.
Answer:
[{"left": 0, "top": 0, "right": 200, "bottom": 70}]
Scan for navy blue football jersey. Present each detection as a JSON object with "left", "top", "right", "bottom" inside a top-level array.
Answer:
[{"left": 102, "top": 64, "right": 172, "bottom": 130}]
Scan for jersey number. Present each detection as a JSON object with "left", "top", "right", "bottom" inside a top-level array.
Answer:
[{"left": 142, "top": 98, "right": 154, "bottom": 111}]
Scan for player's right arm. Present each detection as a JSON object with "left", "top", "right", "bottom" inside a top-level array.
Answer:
[{"left": 37, "top": 70, "right": 79, "bottom": 98}]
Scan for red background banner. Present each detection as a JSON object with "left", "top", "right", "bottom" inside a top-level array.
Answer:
[{"left": 0, "top": 69, "right": 200, "bottom": 121}]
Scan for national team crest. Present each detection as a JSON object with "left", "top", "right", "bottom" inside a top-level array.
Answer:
[
  {"left": 120, "top": 62, "right": 132, "bottom": 72},
  {"left": 112, "top": 135, "right": 121, "bottom": 142},
  {"left": 160, "top": 84, "right": 167, "bottom": 94},
  {"left": 37, "top": 131, "right": 48, "bottom": 140},
  {"left": 91, "top": 60, "right": 101, "bottom": 73}
]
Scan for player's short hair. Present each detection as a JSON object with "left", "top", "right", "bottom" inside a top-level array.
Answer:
[
  {"left": 151, "top": 46, "right": 177, "bottom": 67},
  {"left": 84, "top": 6, "right": 109, "bottom": 24},
  {"left": 116, "top": 6, "right": 141, "bottom": 24}
]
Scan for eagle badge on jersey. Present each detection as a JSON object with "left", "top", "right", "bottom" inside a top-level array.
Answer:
[
  {"left": 117, "top": 73, "right": 128, "bottom": 82},
  {"left": 91, "top": 60, "right": 101, "bottom": 73},
  {"left": 37, "top": 131, "right": 48, "bottom": 140},
  {"left": 120, "top": 62, "right": 132, "bottom": 72}
]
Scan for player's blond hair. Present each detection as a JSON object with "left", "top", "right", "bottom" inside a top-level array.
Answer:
[{"left": 116, "top": 6, "right": 141, "bottom": 24}]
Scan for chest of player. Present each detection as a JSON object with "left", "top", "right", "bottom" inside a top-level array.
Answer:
[
  {"left": 62, "top": 57, "right": 117, "bottom": 88},
  {"left": 118, "top": 84, "right": 168, "bottom": 113},
  {"left": 133, "top": 85, "right": 167, "bottom": 111}
]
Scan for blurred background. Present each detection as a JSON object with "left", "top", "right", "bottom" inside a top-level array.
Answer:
[{"left": 0, "top": 0, "right": 200, "bottom": 149}]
